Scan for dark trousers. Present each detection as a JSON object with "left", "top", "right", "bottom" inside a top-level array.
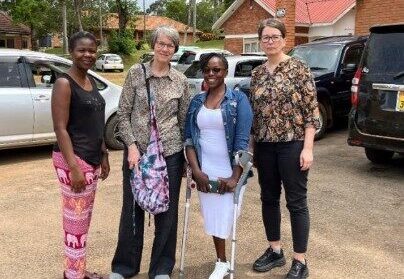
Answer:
[
  {"left": 111, "top": 148, "right": 184, "bottom": 278},
  {"left": 255, "top": 141, "right": 309, "bottom": 253}
]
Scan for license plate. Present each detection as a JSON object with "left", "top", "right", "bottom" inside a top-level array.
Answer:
[{"left": 397, "top": 91, "right": 404, "bottom": 111}]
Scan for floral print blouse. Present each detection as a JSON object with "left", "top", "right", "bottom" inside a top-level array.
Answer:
[
  {"left": 249, "top": 57, "right": 320, "bottom": 142},
  {"left": 117, "top": 62, "right": 190, "bottom": 156}
]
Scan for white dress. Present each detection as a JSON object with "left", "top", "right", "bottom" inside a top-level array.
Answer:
[{"left": 197, "top": 105, "right": 245, "bottom": 239}]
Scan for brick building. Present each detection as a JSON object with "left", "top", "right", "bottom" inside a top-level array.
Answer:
[
  {"left": 355, "top": 0, "right": 404, "bottom": 35},
  {"left": 213, "top": 0, "right": 356, "bottom": 54},
  {"left": 0, "top": 11, "right": 31, "bottom": 49}
]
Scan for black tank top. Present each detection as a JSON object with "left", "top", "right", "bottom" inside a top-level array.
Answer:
[{"left": 54, "top": 73, "right": 105, "bottom": 166}]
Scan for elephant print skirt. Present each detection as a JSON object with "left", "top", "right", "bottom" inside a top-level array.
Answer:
[{"left": 52, "top": 151, "right": 100, "bottom": 279}]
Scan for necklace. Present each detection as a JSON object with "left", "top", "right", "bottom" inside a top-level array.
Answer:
[{"left": 205, "top": 92, "right": 225, "bottom": 109}]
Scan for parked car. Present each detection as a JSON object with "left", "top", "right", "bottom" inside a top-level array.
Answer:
[
  {"left": 348, "top": 23, "right": 404, "bottom": 163},
  {"left": 0, "top": 49, "right": 123, "bottom": 150},
  {"left": 291, "top": 36, "right": 368, "bottom": 139},
  {"left": 184, "top": 55, "right": 266, "bottom": 96},
  {"left": 175, "top": 48, "right": 233, "bottom": 73},
  {"left": 140, "top": 51, "right": 154, "bottom": 63},
  {"left": 95, "top": 53, "right": 124, "bottom": 72}
]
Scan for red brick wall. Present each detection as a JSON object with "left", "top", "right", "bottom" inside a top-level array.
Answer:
[
  {"left": 222, "top": 1, "right": 270, "bottom": 34},
  {"left": 355, "top": 0, "right": 404, "bottom": 35},
  {"left": 276, "top": 0, "right": 296, "bottom": 52},
  {"left": 224, "top": 38, "right": 244, "bottom": 54}
]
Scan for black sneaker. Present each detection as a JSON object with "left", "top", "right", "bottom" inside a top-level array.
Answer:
[
  {"left": 286, "top": 259, "right": 309, "bottom": 279},
  {"left": 253, "top": 247, "right": 286, "bottom": 272}
]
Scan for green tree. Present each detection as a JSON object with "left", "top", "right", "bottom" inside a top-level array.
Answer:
[
  {"left": 164, "top": 0, "right": 188, "bottom": 25},
  {"left": 147, "top": 0, "right": 167, "bottom": 15},
  {"left": 7, "top": 0, "right": 59, "bottom": 50}
]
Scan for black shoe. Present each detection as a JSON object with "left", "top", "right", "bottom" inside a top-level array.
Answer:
[
  {"left": 253, "top": 247, "right": 286, "bottom": 272},
  {"left": 286, "top": 259, "right": 309, "bottom": 279}
]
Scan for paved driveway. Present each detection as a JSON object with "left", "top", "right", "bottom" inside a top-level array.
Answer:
[{"left": 0, "top": 128, "right": 402, "bottom": 279}]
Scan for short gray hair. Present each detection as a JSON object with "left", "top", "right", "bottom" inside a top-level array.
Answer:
[{"left": 150, "top": 25, "right": 180, "bottom": 52}]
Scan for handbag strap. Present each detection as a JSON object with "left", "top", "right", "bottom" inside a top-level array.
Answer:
[{"left": 141, "top": 63, "right": 151, "bottom": 106}]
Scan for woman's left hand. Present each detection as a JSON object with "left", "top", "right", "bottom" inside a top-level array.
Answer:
[
  {"left": 300, "top": 147, "right": 313, "bottom": 171},
  {"left": 218, "top": 177, "right": 238, "bottom": 194},
  {"left": 100, "top": 153, "right": 110, "bottom": 180}
]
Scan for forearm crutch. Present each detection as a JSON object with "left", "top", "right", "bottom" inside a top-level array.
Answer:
[
  {"left": 229, "top": 150, "right": 253, "bottom": 279},
  {"left": 179, "top": 148, "right": 196, "bottom": 279}
]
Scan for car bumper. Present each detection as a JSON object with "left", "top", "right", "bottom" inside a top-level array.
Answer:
[
  {"left": 348, "top": 112, "right": 404, "bottom": 153},
  {"left": 103, "top": 64, "right": 124, "bottom": 70}
]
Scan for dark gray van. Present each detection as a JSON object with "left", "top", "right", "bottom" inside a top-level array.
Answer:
[{"left": 348, "top": 23, "right": 404, "bottom": 163}]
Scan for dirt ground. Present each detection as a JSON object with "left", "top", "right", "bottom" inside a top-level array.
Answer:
[{"left": 0, "top": 129, "right": 403, "bottom": 279}]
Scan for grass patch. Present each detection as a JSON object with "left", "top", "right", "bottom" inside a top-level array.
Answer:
[{"left": 194, "top": 40, "right": 224, "bottom": 49}]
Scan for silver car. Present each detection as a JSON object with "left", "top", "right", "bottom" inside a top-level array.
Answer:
[
  {"left": 175, "top": 48, "right": 234, "bottom": 73},
  {"left": 184, "top": 55, "right": 267, "bottom": 96},
  {"left": 0, "top": 49, "right": 123, "bottom": 150}
]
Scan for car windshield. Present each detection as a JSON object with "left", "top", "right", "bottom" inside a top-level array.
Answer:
[
  {"left": 106, "top": 55, "right": 121, "bottom": 61},
  {"left": 178, "top": 52, "right": 196, "bottom": 65},
  {"left": 184, "top": 61, "right": 202, "bottom": 78},
  {"left": 363, "top": 32, "right": 404, "bottom": 76},
  {"left": 171, "top": 53, "right": 181, "bottom": 62},
  {"left": 290, "top": 45, "right": 342, "bottom": 72}
]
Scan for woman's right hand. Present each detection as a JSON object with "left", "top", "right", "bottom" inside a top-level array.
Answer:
[
  {"left": 128, "top": 143, "right": 141, "bottom": 172},
  {"left": 70, "top": 166, "right": 86, "bottom": 193},
  {"left": 193, "top": 169, "right": 210, "bottom": 193}
]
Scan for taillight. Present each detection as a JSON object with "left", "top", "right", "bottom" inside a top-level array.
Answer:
[{"left": 351, "top": 68, "right": 362, "bottom": 108}]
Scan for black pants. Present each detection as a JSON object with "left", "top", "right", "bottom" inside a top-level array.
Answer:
[
  {"left": 111, "top": 148, "right": 184, "bottom": 278},
  {"left": 255, "top": 141, "right": 309, "bottom": 253}
]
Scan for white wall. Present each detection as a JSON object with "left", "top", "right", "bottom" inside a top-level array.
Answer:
[{"left": 308, "top": 8, "right": 356, "bottom": 41}]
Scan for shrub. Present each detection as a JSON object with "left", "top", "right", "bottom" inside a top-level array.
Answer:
[
  {"left": 108, "top": 30, "right": 136, "bottom": 55},
  {"left": 199, "top": 32, "right": 220, "bottom": 41}
]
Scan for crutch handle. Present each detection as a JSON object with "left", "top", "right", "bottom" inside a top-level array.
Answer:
[{"left": 233, "top": 150, "right": 253, "bottom": 204}]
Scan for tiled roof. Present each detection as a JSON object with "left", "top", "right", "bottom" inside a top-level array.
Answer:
[
  {"left": 0, "top": 11, "right": 31, "bottom": 35},
  {"left": 104, "top": 14, "right": 201, "bottom": 34},
  {"left": 260, "top": 0, "right": 355, "bottom": 25}
]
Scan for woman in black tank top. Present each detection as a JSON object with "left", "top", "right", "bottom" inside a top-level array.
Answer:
[{"left": 51, "top": 31, "right": 109, "bottom": 279}]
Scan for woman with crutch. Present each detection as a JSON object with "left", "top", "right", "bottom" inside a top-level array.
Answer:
[{"left": 184, "top": 52, "right": 253, "bottom": 279}]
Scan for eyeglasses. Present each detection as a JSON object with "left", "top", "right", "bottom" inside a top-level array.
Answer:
[
  {"left": 156, "top": 41, "right": 175, "bottom": 50},
  {"left": 261, "top": 35, "right": 283, "bottom": 43},
  {"left": 203, "top": 67, "right": 225, "bottom": 74}
]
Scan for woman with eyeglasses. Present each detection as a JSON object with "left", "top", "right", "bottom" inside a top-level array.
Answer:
[
  {"left": 249, "top": 19, "right": 320, "bottom": 279},
  {"left": 184, "top": 53, "right": 253, "bottom": 279},
  {"left": 110, "top": 25, "right": 190, "bottom": 279}
]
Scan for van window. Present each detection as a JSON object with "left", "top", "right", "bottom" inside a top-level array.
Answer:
[
  {"left": 0, "top": 61, "right": 22, "bottom": 87},
  {"left": 178, "top": 52, "right": 196, "bottom": 65},
  {"left": 235, "top": 60, "right": 265, "bottom": 77},
  {"left": 342, "top": 46, "right": 363, "bottom": 66},
  {"left": 363, "top": 32, "right": 404, "bottom": 74},
  {"left": 184, "top": 61, "right": 202, "bottom": 79}
]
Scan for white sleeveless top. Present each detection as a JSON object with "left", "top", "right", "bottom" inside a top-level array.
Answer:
[{"left": 197, "top": 105, "right": 232, "bottom": 180}]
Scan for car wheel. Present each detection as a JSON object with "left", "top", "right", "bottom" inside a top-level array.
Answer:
[
  {"left": 104, "top": 114, "right": 123, "bottom": 150},
  {"left": 365, "top": 148, "right": 394, "bottom": 164},
  {"left": 315, "top": 102, "right": 327, "bottom": 141}
]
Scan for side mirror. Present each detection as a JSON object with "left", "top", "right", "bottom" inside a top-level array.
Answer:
[
  {"left": 341, "top": 63, "right": 357, "bottom": 73},
  {"left": 42, "top": 74, "right": 52, "bottom": 86}
]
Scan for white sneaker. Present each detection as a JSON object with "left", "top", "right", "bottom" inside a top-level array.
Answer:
[
  {"left": 109, "top": 273, "right": 124, "bottom": 279},
  {"left": 208, "top": 261, "right": 230, "bottom": 279}
]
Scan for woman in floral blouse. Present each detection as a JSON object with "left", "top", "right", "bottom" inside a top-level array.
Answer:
[{"left": 249, "top": 19, "right": 320, "bottom": 279}]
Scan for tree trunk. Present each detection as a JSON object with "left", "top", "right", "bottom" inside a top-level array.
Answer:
[
  {"left": 73, "top": 0, "right": 83, "bottom": 31},
  {"left": 192, "top": 0, "right": 196, "bottom": 43},
  {"left": 184, "top": 2, "right": 192, "bottom": 45},
  {"left": 30, "top": 25, "right": 38, "bottom": 51},
  {"left": 62, "top": 0, "right": 68, "bottom": 54},
  {"left": 116, "top": 0, "right": 128, "bottom": 33}
]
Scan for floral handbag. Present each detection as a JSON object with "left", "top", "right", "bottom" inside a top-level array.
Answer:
[{"left": 130, "top": 64, "right": 170, "bottom": 215}]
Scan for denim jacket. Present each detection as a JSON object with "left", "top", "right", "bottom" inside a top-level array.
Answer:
[{"left": 184, "top": 87, "right": 253, "bottom": 167}]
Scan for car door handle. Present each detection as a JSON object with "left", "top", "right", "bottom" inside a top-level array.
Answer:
[{"left": 34, "top": 95, "right": 50, "bottom": 101}]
